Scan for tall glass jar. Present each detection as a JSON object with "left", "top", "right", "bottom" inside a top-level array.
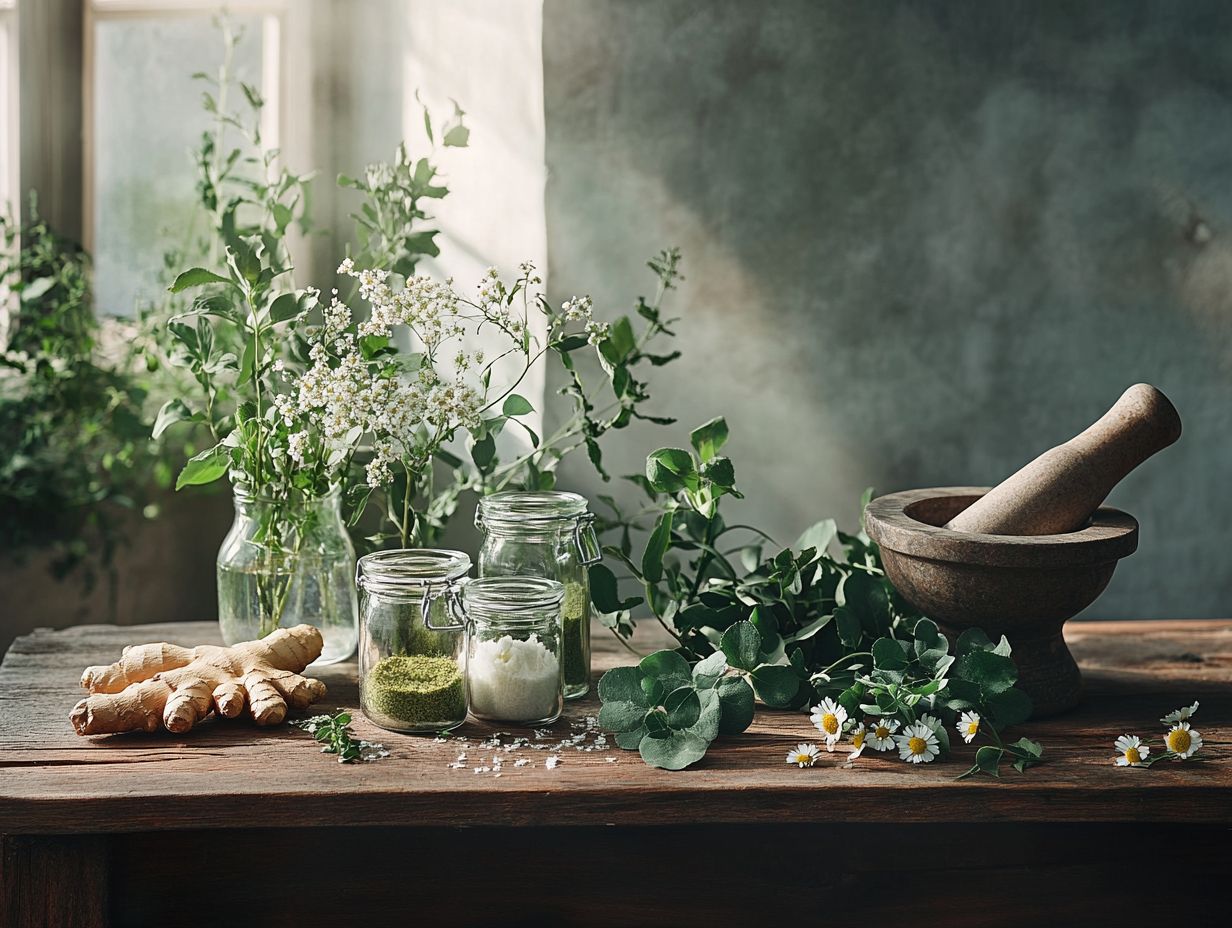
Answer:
[
  {"left": 357, "top": 549, "right": 471, "bottom": 734},
  {"left": 462, "top": 577, "right": 564, "bottom": 726},
  {"left": 475, "top": 491, "right": 602, "bottom": 700},
  {"left": 216, "top": 486, "right": 358, "bottom": 666}
]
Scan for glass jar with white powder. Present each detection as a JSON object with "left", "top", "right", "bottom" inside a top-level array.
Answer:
[{"left": 461, "top": 576, "right": 564, "bottom": 726}]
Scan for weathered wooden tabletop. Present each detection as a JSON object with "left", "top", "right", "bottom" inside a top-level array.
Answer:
[{"left": 1, "top": 619, "right": 1230, "bottom": 927}]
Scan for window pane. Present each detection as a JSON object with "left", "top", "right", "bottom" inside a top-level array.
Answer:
[
  {"left": 92, "top": 14, "right": 266, "bottom": 316},
  {"left": 0, "top": 9, "right": 15, "bottom": 215}
]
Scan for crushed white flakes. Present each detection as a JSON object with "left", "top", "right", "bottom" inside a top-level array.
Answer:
[{"left": 431, "top": 714, "right": 613, "bottom": 776}]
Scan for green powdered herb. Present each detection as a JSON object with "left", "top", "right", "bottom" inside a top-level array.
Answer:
[
  {"left": 364, "top": 655, "right": 466, "bottom": 728},
  {"left": 563, "top": 581, "right": 589, "bottom": 687}
]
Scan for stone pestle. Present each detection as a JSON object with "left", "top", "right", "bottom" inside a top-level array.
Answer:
[{"left": 944, "top": 384, "right": 1182, "bottom": 536}]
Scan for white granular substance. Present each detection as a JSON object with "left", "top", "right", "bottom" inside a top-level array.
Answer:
[{"left": 468, "top": 634, "right": 560, "bottom": 722}]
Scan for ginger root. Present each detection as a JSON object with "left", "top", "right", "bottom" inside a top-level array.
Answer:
[{"left": 70, "top": 624, "right": 328, "bottom": 735}]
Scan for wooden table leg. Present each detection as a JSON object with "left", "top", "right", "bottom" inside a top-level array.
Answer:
[{"left": 1, "top": 835, "right": 108, "bottom": 928}]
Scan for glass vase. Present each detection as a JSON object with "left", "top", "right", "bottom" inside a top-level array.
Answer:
[{"left": 216, "top": 486, "right": 358, "bottom": 665}]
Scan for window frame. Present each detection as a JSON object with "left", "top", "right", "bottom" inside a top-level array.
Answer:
[{"left": 81, "top": 0, "right": 312, "bottom": 281}]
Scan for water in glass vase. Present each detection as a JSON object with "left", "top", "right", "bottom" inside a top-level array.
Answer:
[{"left": 216, "top": 488, "right": 359, "bottom": 665}]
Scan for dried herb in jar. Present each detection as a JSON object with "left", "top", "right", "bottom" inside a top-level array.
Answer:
[{"left": 363, "top": 655, "right": 466, "bottom": 727}]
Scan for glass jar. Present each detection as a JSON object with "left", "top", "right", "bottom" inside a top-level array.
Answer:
[
  {"left": 475, "top": 491, "right": 602, "bottom": 700},
  {"left": 461, "top": 577, "right": 564, "bottom": 726},
  {"left": 356, "top": 549, "right": 471, "bottom": 734},
  {"left": 216, "top": 486, "right": 358, "bottom": 666}
]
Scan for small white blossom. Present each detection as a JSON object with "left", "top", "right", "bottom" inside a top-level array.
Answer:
[
  {"left": 866, "top": 718, "right": 899, "bottom": 752},
  {"left": 1164, "top": 722, "right": 1202, "bottom": 759},
  {"left": 786, "top": 743, "right": 821, "bottom": 768},
  {"left": 846, "top": 723, "right": 867, "bottom": 763},
  {"left": 956, "top": 711, "right": 981, "bottom": 744},
  {"left": 810, "top": 698, "right": 848, "bottom": 751},
  {"left": 1115, "top": 734, "right": 1150, "bottom": 767},
  {"left": 895, "top": 722, "right": 939, "bottom": 764},
  {"left": 1161, "top": 701, "right": 1199, "bottom": 724}
]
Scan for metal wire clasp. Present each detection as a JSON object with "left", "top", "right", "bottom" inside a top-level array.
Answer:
[
  {"left": 575, "top": 512, "right": 602, "bottom": 566},
  {"left": 421, "top": 580, "right": 469, "bottom": 631}
]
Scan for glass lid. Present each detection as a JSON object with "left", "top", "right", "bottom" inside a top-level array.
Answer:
[
  {"left": 356, "top": 548, "right": 472, "bottom": 593},
  {"left": 462, "top": 576, "right": 566, "bottom": 612},
  {"left": 476, "top": 490, "right": 589, "bottom": 525}
]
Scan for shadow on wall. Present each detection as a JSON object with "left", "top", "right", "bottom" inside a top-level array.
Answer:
[
  {"left": 0, "top": 491, "right": 231, "bottom": 658},
  {"left": 543, "top": 0, "right": 1232, "bottom": 618}
]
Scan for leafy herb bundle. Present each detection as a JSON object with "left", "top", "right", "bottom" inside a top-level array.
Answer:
[
  {"left": 0, "top": 201, "right": 161, "bottom": 579},
  {"left": 592, "top": 419, "right": 1042, "bottom": 775}
]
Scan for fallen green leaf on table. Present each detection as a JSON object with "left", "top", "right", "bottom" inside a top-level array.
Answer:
[{"left": 291, "top": 710, "right": 389, "bottom": 764}]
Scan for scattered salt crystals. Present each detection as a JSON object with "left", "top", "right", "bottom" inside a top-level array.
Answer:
[{"left": 438, "top": 714, "right": 615, "bottom": 776}]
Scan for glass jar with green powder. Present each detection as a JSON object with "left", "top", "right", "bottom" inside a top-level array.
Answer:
[
  {"left": 475, "top": 492, "right": 601, "bottom": 700},
  {"left": 356, "top": 549, "right": 471, "bottom": 734}
]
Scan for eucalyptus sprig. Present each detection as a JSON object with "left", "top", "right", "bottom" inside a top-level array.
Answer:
[{"left": 597, "top": 646, "right": 754, "bottom": 770}]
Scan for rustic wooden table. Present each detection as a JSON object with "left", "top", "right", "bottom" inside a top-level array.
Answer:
[{"left": 1, "top": 620, "right": 1229, "bottom": 927}]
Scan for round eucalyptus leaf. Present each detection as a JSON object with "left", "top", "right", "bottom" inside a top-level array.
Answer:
[
  {"left": 598, "top": 699, "right": 647, "bottom": 733},
  {"left": 715, "top": 675, "right": 755, "bottom": 735},
  {"left": 664, "top": 686, "right": 702, "bottom": 729},
  {"left": 639, "top": 730, "right": 710, "bottom": 770},
  {"left": 691, "top": 650, "right": 728, "bottom": 689},
  {"left": 719, "top": 621, "right": 760, "bottom": 671},
  {"left": 640, "top": 649, "right": 692, "bottom": 687},
  {"left": 690, "top": 688, "right": 722, "bottom": 742},
  {"left": 750, "top": 664, "right": 800, "bottom": 707},
  {"left": 598, "top": 665, "right": 648, "bottom": 706},
  {"left": 614, "top": 726, "right": 647, "bottom": 750}
]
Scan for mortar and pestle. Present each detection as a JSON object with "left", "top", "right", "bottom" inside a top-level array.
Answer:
[{"left": 865, "top": 384, "right": 1181, "bottom": 717}]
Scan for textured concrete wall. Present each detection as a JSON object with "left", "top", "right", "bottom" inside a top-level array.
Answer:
[{"left": 542, "top": 0, "right": 1232, "bottom": 618}]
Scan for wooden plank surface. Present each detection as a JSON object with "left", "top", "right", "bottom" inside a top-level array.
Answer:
[{"left": 1, "top": 620, "right": 1229, "bottom": 834}]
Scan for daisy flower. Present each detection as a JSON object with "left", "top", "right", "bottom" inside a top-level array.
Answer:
[
  {"left": 1161, "top": 701, "right": 1199, "bottom": 725},
  {"left": 956, "top": 711, "right": 981, "bottom": 744},
  {"left": 866, "top": 718, "right": 899, "bottom": 751},
  {"left": 848, "top": 723, "right": 868, "bottom": 761},
  {"left": 786, "top": 743, "right": 821, "bottom": 768},
  {"left": 1114, "top": 734, "right": 1150, "bottom": 767},
  {"left": 895, "top": 721, "right": 940, "bottom": 764},
  {"left": 1164, "top": 722, "right": 1202, "bottom": 759},
  {"left": 810, "top": 698, "right": 848, "bottom": 751}
]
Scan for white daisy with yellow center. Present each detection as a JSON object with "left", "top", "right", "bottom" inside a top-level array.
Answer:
[
  {"left": 1114, "top": 734, "right": 1150, "bottom": 766},
  {"left": 786, "top": 742, "right": 821, "bottom": 768},
  {"left": 1161, "top": 701, "right": 1199, "bottom": 725},
  {"left": 1164, "top": 722, "right": 1202, "bottom": 759},
  {"left": 956, "top": 710, "right": 981, "bottom": 744},
  {"left": 867, "top": 717, "right": 899, "bottom": 751},
  {"left": 895, "top": 721, "right": 939, "bottom": 764},
  {"left": 810, "top": 698, "right": 849, "bottom": 751},
  {"left": 848, "top": 723, "right": 868, "bottom": 761}
]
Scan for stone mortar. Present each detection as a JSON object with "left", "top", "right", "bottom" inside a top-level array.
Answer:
[{"left": 864, "top": 486, "right": 1138, "bottom": 717}]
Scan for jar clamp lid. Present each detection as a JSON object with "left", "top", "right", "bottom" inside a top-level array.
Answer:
[
  {"left": 463, "top": 576, "right": 565, "bottom": 622},
  {"left": 355, "top": 548, "right": 471, "bottom": 629},
  {"left": 474, "top": 491, "right": 602, "bottom": 565}
]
